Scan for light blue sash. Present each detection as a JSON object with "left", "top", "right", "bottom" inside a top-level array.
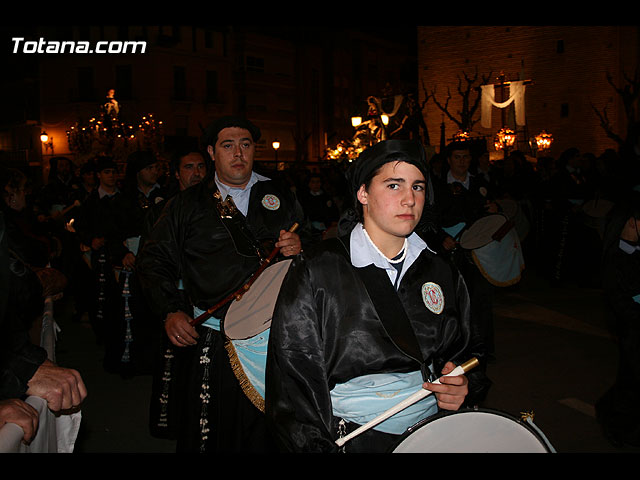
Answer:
[
  {"left": 125, "top": 236, "right": 141, "bottom": 256},
  {"left": 331, "top": 371, "right": 438, "bottom": 435},
  {"left": 443, "top": 222, "right": 466, "bottom": 239},
  {"left": 633, "top": 294, "right": 640, "bottom": 305},
  {"left": 229, "top": 329, "right": 269, "bottom": 400},
  {"left": 193, "top": 306, "right": 268, "bottom": 401},
  {"left": 193, "top": 306, "right": 222, "bottom": 331}
]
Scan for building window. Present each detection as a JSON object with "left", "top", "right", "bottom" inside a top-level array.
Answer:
[
  {"left": 557, "top": 40, "right": 564, "bottom": 54},
  {"left": 206, "top": 70, "right": 219, "bottom": 102},
  {"left": 173, "top": 66, "right": 187, "bottom": 101},
  {"left": 205, "top": 29, "right": 214, "bottom": 49},
  {"left": 561, "top": 103, "right": 569, "bottom": 118}
]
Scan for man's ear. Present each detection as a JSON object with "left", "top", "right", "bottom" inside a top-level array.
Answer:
[
  {"left": 356, "top": 184, "right": 368, "bottom": 206},
  {"left": 207, "top": 145, "right": 215, "bottom": 162}
]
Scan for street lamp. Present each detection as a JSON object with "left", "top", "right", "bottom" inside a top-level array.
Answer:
[
  {"left": 272, "top": 139, "right": 282, "bottom": 170},
  {"left": 494, "top": 127, "right": 516, "bottom": 158},
  {"left": 40, "top": 130, "right": 54, "bottom": 154},
  {"left": 535, "top": 130, "right": 553, "bottom": 152}
]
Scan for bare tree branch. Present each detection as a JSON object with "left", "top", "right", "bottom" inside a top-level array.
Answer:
[{"left": 425, "top": 67, "right": 492, "bottom": 133}]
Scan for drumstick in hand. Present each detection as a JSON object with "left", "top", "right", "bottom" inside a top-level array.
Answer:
[{"left": 335, "top": 358, "right": 479, "bottom": 447}]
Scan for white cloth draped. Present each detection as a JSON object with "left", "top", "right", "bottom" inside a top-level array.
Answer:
[{"left": 480, "top": 80, "right": 526, "bottom": 128}]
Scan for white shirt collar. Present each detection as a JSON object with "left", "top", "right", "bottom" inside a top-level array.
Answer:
[
  {"left": 98, "top": 185, "right": 119, "bottom": 199},
  {"left": 138, "top": 183, "right": 161, "bottom": 198},
  {"left": 214, "top": 171, "right": 270, "bottom": 216},
  {"left": 350, "top": 223, "right": 433, "bottom": 286},
  {"left": 215, "top": 171, "right": 269, "bottom": 197},
  {"left": 447, "top": 170, "right": 471, "bottom": 189},
  {"left": 619, "top": 239, "right": 640, "bottom": 255}
]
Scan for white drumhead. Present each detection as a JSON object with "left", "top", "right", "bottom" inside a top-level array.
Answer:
[
  {"left": 225, "top": 259, "right": 292, "bottom": 340},
  {"left": 392, "top": 410, "right": 550, "bottom": 453},
  {"left": 459, "top": 215, "right": 508, "bottom": 250}
]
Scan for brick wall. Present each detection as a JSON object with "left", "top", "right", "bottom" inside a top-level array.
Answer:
[{"left": 418, "top": 26, "right": 639, "bottom": 158}]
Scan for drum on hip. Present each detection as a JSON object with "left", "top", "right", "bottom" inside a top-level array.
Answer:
[
  {"left": 223, "top": 259, "right": 292, "bottom": 412},
  {"left": 459, "top": 214, "right": 525, "bottom": 287},
  {"left": 391, "top": 408, "right": 554, "bottom": 453}
]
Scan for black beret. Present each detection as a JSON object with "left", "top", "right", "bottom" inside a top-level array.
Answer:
[
  {"left": 95, "top": 156, "right": 117, "bottom": 172},
  {"left": 346, "top": 139, "right": 429, "bottom": 196},
  {"left": 126, "top": 150, "right": 157, "bottom": 174}
]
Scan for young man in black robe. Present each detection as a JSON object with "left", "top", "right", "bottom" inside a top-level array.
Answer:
[{"left": 265, "top": 139, "right": 489, "bottom": 453}]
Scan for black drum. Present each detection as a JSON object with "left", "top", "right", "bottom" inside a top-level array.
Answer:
[{"left": 391, "top": 408, "right": 554, "bottom": 453}]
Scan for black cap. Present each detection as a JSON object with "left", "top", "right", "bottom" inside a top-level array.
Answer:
[
  {"left": 95, "top": 157, "right": 117, "bottom": 172},
  {"left": 126, "top": 150, "right": 157, "bottom": 174},
  {"left": 346, "top": 139, "right": 429, "bottom": 196}
]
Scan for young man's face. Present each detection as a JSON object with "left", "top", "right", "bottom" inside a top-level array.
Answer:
[
  {"left": 448, "top": 149, "right": 471, "bottom": 178},
  {"left": 137, "top": 163, "right": 159, "bottom": 187},
  {"left": 176, "top": 152, "right": 207, "bottom": 191},
  {"left": 208, "top": 127, "right": 255, "bottom": 188},
  {"left": 98, "top": 168, "right": 117, "bottom": 189},
  {"left": 357, "top": 161, "right": 426, "bottom": 244}
]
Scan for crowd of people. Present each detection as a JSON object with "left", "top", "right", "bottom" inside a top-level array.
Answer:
[{"left": 1, "top": 114, "right": 639, "bottom": 451}]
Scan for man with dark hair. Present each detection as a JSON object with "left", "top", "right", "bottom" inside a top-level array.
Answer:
[
  {"left": 137, "top": 116, "right": 305, "bottom": 453},
  {"left": 266, "top": 139, "right": 489, "bottom": 453},
  {"left": 169, "top": 148, "right": 209, "bottom": 195},
  {"left": 98, "top": 151, "right": 167, "bottom": 376},
  {"left": 299, "top": 172, "right": 340, "bottom": 244},
  {"left": 423, "top": 141, "right": 501, "bottom": 361},
  {"left": 73, "top": 157, "right": 125, "bottom": 352}
]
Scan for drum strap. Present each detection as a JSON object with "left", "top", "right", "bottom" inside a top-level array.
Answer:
[{"left": 336, "top": 236, "right": 435, "bottom": 383}]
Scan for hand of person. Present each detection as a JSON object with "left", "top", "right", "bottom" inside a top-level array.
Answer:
[
  {"left": 0, "top": 399, "right": 39, "bottom": 444},
  {"left": 165, "top": 311, "right": 199, "bottom": 347},
  {"left": 442, "top": 236, "right": 457, "bottom": 251},
  {"left": 25, "top": 360, "right": 87, "bottom": 413},
  {"left": 276, "top": 229, "right": 302, "bottom": 257},
  {"left": 423, "top": 361, "right": 469, "bottom": 411},
  {"left": 122, "top": 252, "right": 136, "bottom": 270}
]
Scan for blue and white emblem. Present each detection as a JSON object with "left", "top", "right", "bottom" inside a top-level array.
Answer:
[
  {"left": 421, "top": 282, "right": 444, "bottom": 314},
  {"left": 262, "top": 194, "right": 280, "bottom": 210}
]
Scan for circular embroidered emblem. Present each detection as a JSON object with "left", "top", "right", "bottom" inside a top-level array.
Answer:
[
  {"left": 262, "top": 194, "right": 280, "bottom": 210},
  {"left": 422, "top": 282, "right": 444, "bottom": 314}
]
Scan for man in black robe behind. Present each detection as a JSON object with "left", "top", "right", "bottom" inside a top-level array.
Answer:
[{"left": 137, "top": 116, "right": 304, "bottom": 453}]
